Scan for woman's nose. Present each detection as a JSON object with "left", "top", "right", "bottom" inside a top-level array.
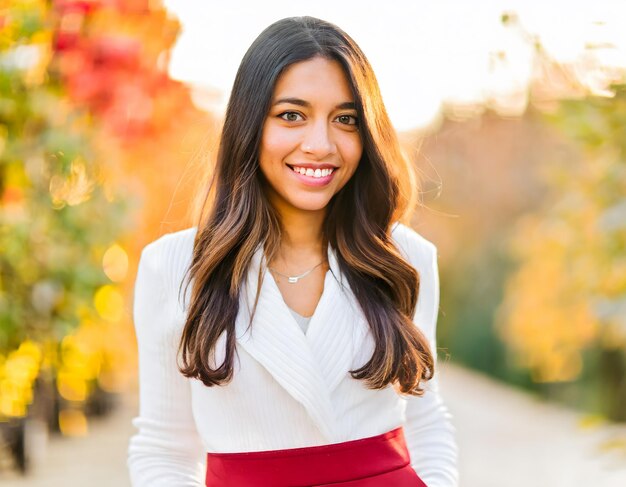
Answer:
[{"left": 300, "top": 120, "right": 336, "bottom": 158}]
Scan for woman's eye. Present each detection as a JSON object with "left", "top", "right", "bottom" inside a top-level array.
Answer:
[
  {"left": 279, "top": 112, "right": 303, "bottom": 122},
  {"left": 336, "top": 114, "right": 358, "bottom": 126}
]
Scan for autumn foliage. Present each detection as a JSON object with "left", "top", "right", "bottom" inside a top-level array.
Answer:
[
  {"left": 0, "top": 0, "right": 212, "bottom": 436},
  {"left": 497, "top": 85, "right": 626, "bottom": 419}
]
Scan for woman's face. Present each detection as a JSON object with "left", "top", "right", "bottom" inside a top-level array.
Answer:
[{"left": 258, "top": 56, "right": 363, "bottom": 216}]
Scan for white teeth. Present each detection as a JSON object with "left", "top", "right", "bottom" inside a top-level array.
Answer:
[{"left": 291, "top": 166, "right": 335, "bottom": 178}]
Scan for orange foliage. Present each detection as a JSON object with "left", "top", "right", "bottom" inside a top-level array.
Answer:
[{"left": 52, "top": 0, "right": 218, "bottom": 278}]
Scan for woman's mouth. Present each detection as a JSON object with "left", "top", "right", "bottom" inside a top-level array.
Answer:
[{"left": 286, "top": 164, "right": 337, "bottom": 186}]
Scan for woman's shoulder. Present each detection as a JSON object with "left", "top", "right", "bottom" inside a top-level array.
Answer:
[
  {"left": 140, "top": 226, "right": 197, "bottom": 267},
  {"left": 138, "top": 227, "right": 198, "bottom": 296},
  {"left": 390, "top": 222, "right": 437, "bottom": 267},
  {"left": 141, "top": 226, "right": 197, "bottom": 258}
]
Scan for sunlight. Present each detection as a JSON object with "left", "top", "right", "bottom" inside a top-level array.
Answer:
[{"left": 163, "top": 0, "right": 626, "bottom": 131}]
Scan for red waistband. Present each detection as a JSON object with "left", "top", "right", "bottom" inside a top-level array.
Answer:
[{"left": 205, "top": 427, "right": 427, "bottom": 487}]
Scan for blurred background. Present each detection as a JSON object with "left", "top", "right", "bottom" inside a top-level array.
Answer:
[{"left": 0, "top": 1, "right": 625, "bottom": 486}]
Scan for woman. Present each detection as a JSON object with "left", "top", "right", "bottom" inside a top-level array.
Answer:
[{"left": 128, "top": 16, "right": 458, "bottom": 487}]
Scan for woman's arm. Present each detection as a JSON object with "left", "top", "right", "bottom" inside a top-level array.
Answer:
[
  {"left": 127, "top": 239, "right": 205, "bottom": 486},
  {"left": 393, "top": 225, "right": 459, "bottom": 487}
]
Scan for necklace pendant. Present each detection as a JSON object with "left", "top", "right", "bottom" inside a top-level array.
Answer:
[{"left": 268, "top": 260, "right": 325, "bottom": 284}]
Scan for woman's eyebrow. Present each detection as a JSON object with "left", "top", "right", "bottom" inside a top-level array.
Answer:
[{"left": 272, "top": 97, "right": 356, "bottom": 110}]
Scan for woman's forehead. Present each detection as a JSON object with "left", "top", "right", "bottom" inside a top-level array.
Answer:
[{"left": 271, "top": 57, "right": 355, "bottom": 106}]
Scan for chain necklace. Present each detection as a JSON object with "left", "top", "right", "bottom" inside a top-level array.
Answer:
[{"left": 269, "top": 260, "right": 325, "bottom": 284}]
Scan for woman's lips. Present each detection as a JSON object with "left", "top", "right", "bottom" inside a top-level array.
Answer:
[{"left": 286, "top": 164, "right": 337, "bottom": 187}]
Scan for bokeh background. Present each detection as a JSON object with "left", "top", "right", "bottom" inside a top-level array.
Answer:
[{"left": 1, "top": 1, "right": 625, "bottom": 486}]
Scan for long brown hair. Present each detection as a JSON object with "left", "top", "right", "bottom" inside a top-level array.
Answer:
[{"left": 179, "top": 16, "right": 434, "bottom": 395}]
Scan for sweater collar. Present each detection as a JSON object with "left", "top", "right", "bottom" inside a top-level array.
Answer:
[{"left": 234, "top": 243, "right": 367, "bottom": 442}]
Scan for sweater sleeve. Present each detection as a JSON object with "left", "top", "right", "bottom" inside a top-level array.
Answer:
[
  {"left": 127, "top": 241, "right": 205, "bottom": 486},
  {"left": 394, "top": 226, "right": 459, "bottom": 487}
]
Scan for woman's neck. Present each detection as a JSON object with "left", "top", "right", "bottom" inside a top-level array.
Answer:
[{"left": 273, "top": 206, "right": 326, "bottom": 269}]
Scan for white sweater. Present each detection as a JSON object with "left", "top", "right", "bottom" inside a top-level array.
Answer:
[{"left": 127, "top": 223, "right": 459, "bottom": 486}]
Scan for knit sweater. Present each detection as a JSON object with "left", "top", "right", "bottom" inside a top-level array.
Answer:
[{"left": 127, "top": 223, "right": 459, "bottom": 486}]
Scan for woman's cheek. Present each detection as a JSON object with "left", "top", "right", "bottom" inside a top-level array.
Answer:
[
  {"left": 263, "top": 122, "right": 299, "bottom": 154},
  {"left": 339, "top": 138, "right": 363, "bottom": 183}
]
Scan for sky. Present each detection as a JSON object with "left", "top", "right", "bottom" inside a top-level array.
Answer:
[{"left": 162, "top": 0, "right": 626, "bottom": 131}]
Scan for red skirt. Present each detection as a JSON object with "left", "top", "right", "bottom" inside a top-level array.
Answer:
[{"left": 205, "top": 427, "right": 427, "bottom": 487}]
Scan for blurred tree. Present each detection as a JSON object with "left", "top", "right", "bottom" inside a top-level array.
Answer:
[
  {"left": 0, "top": 0, "right": 129, "bottom": 427},
  {"left": 410, "top": 111, "right": 563, "bottom": 391},
  {"left": 51, "top": 0, "right": 215, "bottom": 249},
  {"left": 0, "top": 0, "right": 212, "bottom": 441},
  {"left": 409, "top": 12, "right": 626, "bottom": 422},
  {"left": 48, "top": 0, "right": 216, "bottom": 410},
  {"left": 497, "top": 84, "right": 626, "bottom": 420}
]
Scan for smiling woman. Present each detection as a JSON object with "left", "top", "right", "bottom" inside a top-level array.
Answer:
[{"left": 128, "top": 16, "right": 458, "bottom": 487}]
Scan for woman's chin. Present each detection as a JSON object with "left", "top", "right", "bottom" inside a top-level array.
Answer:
[{"left": 282, "top": 194, "right": 334, "bottom": 214}]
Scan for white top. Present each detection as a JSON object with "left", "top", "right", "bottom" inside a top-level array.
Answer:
[
  {"left": 127, "top": 223, "right": 459, "bottom": 487},
  {"left": 288, "top": 307, "right": 312, "bottom": 334}
]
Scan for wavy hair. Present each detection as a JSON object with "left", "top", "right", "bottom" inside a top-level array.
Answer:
[{"left": 179, "top": 16, "right": 434, "bottom": 395}]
